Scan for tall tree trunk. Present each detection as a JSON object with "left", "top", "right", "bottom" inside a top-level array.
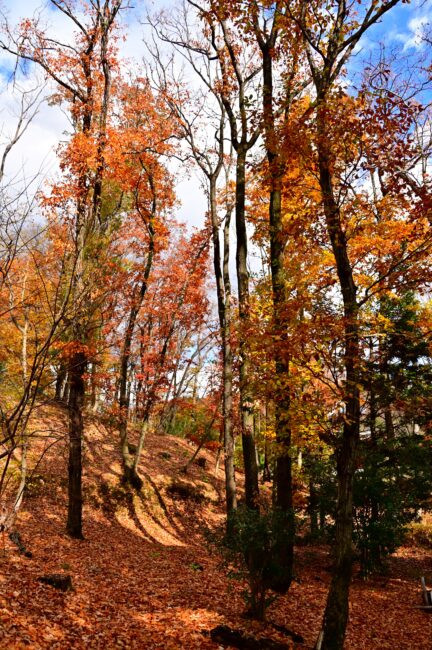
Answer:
[
  {"left": 62, "top": 374, "right": 70, "bottom": 404},
  {"left": 209, "top": 177, "right": 237, "bottom": 515},
  {"left": 222, "top": 217, "right": 236, "bottom": 514},
  {"left": 6, "top": 0, "right": 123, "bottom": 541},
  {"left": 223, "top": 336, "right": 236, "bottom": 512},
  {"left": 65, "top": 13, "right": 113, "bottom": 535},
  {"left": 66, "top": 350, "right": 86, "bottom": 539},
  {"left": 302, "top": 4, "right": 404, "bottom": 643},
  {"left": 118, "top": 211, "right": 154, "bottom": 488},
  {"left": 260, "top": 39, "right": 294, "bottom": 592},
  {"left": 309, "top": 477, "right": 319, "bottom": 538},
  {"left": 369, "top": 339, "right": 377, "bottom": 443},
  {"left": 316, "top": 107, "right": 360, "bottom": 650},
  {"left": 262, "top": 402, "right": 271, "bottom": 483},
  {"left": 118, "top": 297, "right": 143, "bottom": 487},
  {"left": 268, "top": 183, "right": 294, "bottom": 593},
  {"left": 132, "top": 413, "right": 149, "bottom": 476},
  {"left": 66, "top": 190, "right": 87, "bottom": 540},
  {"left": 208, "top": 12, "right": 261, "bottom": 511},
  {"left": 384, "top": 405, "right": 395, "bottom": 438},
  {"left": 235, "top": 147, "right": 259, "bottom": 509}
]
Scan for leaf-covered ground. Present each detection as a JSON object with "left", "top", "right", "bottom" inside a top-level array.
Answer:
[{"left": 1, "top": 405, "right": 431, "bottom": 649}]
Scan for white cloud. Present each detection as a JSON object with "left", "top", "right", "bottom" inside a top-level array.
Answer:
[
  {"left": 400, "top": 13, "right": 431, "bottom": 50},
  {"left": 386, "top": 0, "right": 432, "bottom": 52}
]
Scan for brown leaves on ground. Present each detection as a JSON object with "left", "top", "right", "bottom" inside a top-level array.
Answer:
[{"left": 1, "top": 405, "right": 431, "bottom": 649}]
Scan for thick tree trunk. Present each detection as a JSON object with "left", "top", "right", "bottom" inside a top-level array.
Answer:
[
  {"left": 261, "top": 402, "right": 271, "bottom": 483},
  {"left": 12, "top": 0, "right": 121, "bottom": 542},
  {"left": 261, "top": 42, "right": 294, "bottom": 591},
  {"left": 369, "top": 349, "right": 377, "bottom": 443},
  {"left": 262, "top": 442, "right": 271, "bottom": 483},
  {"left": 269, "top": 185, "right": 294, "bottom": 593},
  {"left": 65, "top": 8, "right": 115, "bottom": 528},
  {"left": 319, "top": 431, "right": 357, "bottom": 649},
  {"left": 118, "top": 309, "right": 138, "bottom": 483},
  {"left": 66, "top": 189, "right": 87, "bottom": 540},
  {"left": 316, "top": 107, "right": 360, "bottom": 650},
  {"left": 223, "top": 345, "right": 236, "bottom": 512},
  {"left": 62, "top": 374, "right": 70, "bottom": 404},
  {"left": 132, "top": 416, "right": 149, "bottom": 478},
  {"left": 66, "top": 350, "right": 86, "bottom": 539},
  {"left": 384, "top": 406, "right": 395, "bottom": 438},
  {"left": 214, "top": 19, "right": 261, "bottom": 511}
]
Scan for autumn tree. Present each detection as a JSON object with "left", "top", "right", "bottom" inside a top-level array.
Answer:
[
  {"left": 244, "top": 0, "right": 311, "bottom": 592},
  {"left": 111, "top": 223, "right": 210, "bottom": 485},
  {"left": 0, "top": 82, "right": 71, "bottom": 543},
  {"left": 102, "top": 76, "right": 178, "bottom": 487},
  {"left": 146, "top": 41, "right": 238, "bottom": 514},
  {"left": 1, "top": 0, "right": 128, "bottom": 538},
  {"left": 289, "top": 2, "right": 432, "bottom": 646},
  {"left": 155, "top": 0, "right": 263, "bottom": 508}
]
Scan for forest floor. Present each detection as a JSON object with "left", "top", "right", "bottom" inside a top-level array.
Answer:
[{"left": 0, "top": 403, "right": 431, "bottom": 649}]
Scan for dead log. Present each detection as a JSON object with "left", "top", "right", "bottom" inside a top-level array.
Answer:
[{"left": 209, "top": 625, "right": 290, "bottom": 649}]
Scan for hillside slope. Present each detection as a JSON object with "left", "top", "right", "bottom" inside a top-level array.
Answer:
[{"left": 0, "top": 405, "right": 431, "bottom": 649}]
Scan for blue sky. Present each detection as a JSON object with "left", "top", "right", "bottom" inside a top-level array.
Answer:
[
  {"left": 0, "top": 0, "right": 430, "bottom": 227},
  {"left": 367, "top": 0, "right": 431, "bottom": 48},
  {"left": 1, "top": 1, "right": 430, "bottom": 79}
]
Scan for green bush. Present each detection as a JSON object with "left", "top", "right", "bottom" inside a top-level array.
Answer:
[
  {"left": 214, "top": 506, "right": 294, "bottom": 621},
  {"left": 302, "top": 450, "right": 336, "bottom": 540},
  {"left": 353, "top": 435, "right": 432, "bottom": 575},
  {"left": 303, "top": 435, "right": 432, "bottom": 576}
]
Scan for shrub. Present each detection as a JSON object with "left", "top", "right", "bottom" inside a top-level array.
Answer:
[
  {"left": 352, "top": 435, "right": 432, "bottom": 575},
  {"left": 164, "top": 398, "right": 221, "bottom": 450},
  {"left": 303, "top": 435, "right": 432, "bottom": 576},
  {"left": 214, "top": 506, "right": 294, "bottom": 621},
  {"left": 405, "top": 521, "right": 432, "bottom": 549}
]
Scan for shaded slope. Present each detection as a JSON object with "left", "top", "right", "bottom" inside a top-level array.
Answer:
[{"left": 0, "top": 404, "right": 431, "bottom": 649}]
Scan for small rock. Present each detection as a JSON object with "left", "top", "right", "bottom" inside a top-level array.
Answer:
[{"left": 38, "top": 574, "right": 73, "bottom": 592}]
